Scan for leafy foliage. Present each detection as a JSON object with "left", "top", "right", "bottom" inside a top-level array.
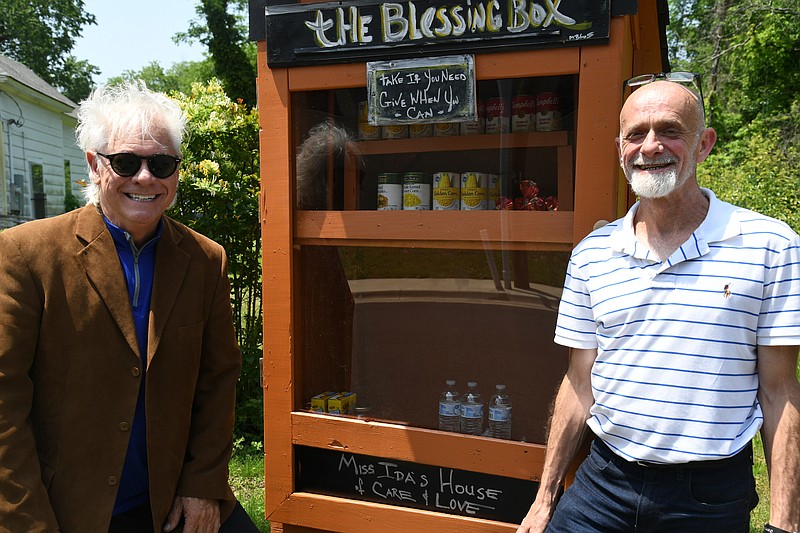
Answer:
[
  {"left": 0, "top": 0, "right": 99, "bottom": 102},
  {"left": 169, "top": 80, "right": 263, "bottom": 440},
  {"left": 106, "top": 60, "right": 216, "bottom": 95},
  {"left": 175, "top": 0, "right": 257, "bottom": 105},
  {"left": 668, "top": 0, "right": 800, "bottom": 233}
]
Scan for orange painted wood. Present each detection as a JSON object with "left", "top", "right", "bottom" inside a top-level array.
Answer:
[
  {"left": 556, "top": 145, "right": 574, "bottom": 211},
  {"left": 272, "top": 493, "right": 522, "bottom": 532},
  {"left": 257, "top": 41, "right": 297, "bottom": 517},
  {"left": 260, "top": 10, "right": 667, "bottom": 531},
  {"left": 353, "top": 131, "right": 568, "bottom": 156},
  {"left": 571, "top": 16, "right": 627, "bottom": 243},
  {"left": 294, "top": 210, "right": 574, "bottom": 250},
  {"left": 287, "top": 48, "right": 580, "bottom": 92},
  {"left": 291, "top": 412, "right": 546, "bottom": 480}
]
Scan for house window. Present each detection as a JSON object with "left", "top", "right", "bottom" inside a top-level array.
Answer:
[{"left": 31, "top": 163, "right": 46, "bottom": 219}]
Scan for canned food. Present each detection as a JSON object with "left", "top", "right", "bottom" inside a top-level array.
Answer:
[
  {"left": 433, "top": 172, "right": 460, "bottom": 210},
  {"left": 433, "top": 122, "right": 459, "bottom": 137},
  {"left": 377, "top": 173, "right": 402, "bottom": 210},
  {"left": 460, "top": 99, "right": 485, "bottom": 135},
  {"left": 487, "top": 173, "right": 503, "bottom": 209},
  {"left": 460, "top": 172, "right": 488, "bottom": 210},
  {"left": 536, "top": 92, "right": 562, "bottom": 131},
  {"left": 512, "top": 94, "right": 536, "bottom": 132},
  {"left": 382, "top": 123, "right": 408, "bottom": 139},
  {"left": 358, "top": 101, "right": 380, "bottom": 140},
  {"left": 402, "top": 172, "right": 432, "bottom": 210},
  {"left": 485, "top": 97, "right": 510, "bottom": 134},
  {"left": 409, "top": 123, "right": 433, "bottom": 138}
]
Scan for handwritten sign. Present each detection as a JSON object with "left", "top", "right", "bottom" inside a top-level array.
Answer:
[
  {"left": 295, "top": 446, "right": 539, "bottom": 523},
  {"left": 263, "top": 0, "right": 610, "bottom": 67},
  {"left": 367, "top": 55, "right": 475, "bottom": 125}
]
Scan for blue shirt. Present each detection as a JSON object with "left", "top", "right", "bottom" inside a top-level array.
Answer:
[{"left": 104, "top": 217, "right": 161, "bottom": 515}]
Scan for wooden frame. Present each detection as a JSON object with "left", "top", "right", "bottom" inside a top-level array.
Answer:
[{"left": 258, "top": 6, "right": 665, "bottom": 530}]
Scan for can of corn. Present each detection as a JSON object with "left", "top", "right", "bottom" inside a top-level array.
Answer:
[
  {"left": 433, "top": 172, "right": 460, "bottom": 210},
  {"left": 402, "top": 172, "right": 432, "bottom": 210},
  {"left": 460, "top": 172, "right": 488, "bottom": 210}
]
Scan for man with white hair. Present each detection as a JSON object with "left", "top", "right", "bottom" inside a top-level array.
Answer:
[
  {"left": 0, "top": 81, "right": 259, "bottom": 532},
  {"left": 517, "top": 74, "right": 800, "bottom": 533}
]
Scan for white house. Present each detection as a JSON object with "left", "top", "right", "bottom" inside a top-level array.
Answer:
[{"left": 0, "top": 54, "right": 88, "bottom": 229}]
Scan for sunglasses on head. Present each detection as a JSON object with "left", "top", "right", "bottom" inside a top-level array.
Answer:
[
  {"left": 623, "top": 71, "right": 705, "bottom": 115},
  {"left": 96, "top": 152, "right": 181, "bottom": 179}
]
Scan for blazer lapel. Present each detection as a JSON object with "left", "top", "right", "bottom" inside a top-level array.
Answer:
[
  {"left": 147, "top": 218, "right": 190, "bottom": 367},
  {"left": 75, "top": 206, "right": 140, "bottom": 358}
]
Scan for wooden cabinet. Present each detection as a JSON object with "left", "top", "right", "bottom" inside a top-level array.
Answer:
[{"left": 254, "top": 1, "right": 668, "bottom": 530}]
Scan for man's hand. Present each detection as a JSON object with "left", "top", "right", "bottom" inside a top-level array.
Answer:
[
  {"left": 516, "top": 504, "right": 552, "bottom": 533},
  {"left": 163, "top": 496, "right": 220, "bottom": 533}
]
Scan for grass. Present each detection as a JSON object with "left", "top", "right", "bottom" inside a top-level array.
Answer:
[
  {"left": 229, "top": 365, "right": 797, "bottom": 531},
  {"left": 229, "top": 440, "right": 269, "bottom": 532},
  {"left": 229, "top": 437, "right": 772, "bottom": 533}
]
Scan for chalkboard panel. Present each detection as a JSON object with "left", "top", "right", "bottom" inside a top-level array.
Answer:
[
  {"left": 295, "top": 446, "right": 539, "bottom": 523},
  {"left": 367, "top": 55, "right": 475, "bottom": 125},
  {"left": 263, "top": 0, "right": 611, "bottom": 68}
]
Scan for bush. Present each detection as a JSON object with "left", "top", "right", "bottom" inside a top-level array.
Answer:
[{"left": 170, "top": 80, "right": 263, "bottom": 442}]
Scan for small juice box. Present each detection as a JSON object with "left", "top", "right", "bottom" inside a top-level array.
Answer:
[
  {"left": 310, "top": 391, "right": 337, "bottom": 413},
  {"left": 327, "top": 392, "right": 357, "bottom": 415}
]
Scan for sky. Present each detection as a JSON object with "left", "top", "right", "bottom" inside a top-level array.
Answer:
[{"left": 72, "top": 0, "right": 207, "bottom": 84}]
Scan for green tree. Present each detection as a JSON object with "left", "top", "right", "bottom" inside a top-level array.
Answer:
[
  {"left": 107, "top": 59, "right": 216, "bottom": 94},
  {"left": 170, "top": 80, "right": 262, "bottom": 440},
  {"left": 0, "top": 0, "right": 99, "bottom": 102},
  {"left": 177, "top": 0, "right": 257, "bottom": 105},
  {"left": 668, "top": 0, "right": 800, "bottom": 142}
]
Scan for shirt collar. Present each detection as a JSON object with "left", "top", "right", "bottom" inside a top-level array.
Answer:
[
  {"left": 609, "top": 188, "right": 741, "bottom": 262},
  {"left": 103, "top": 216, "right": 163, "bottom": 251}
]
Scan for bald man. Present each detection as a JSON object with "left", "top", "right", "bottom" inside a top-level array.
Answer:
[{"left": 516, "top": 78, "right": 800, "bottom": 533}]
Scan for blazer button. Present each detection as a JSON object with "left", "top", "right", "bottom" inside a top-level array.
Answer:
[
  {"left": 108, "top": 476, "right": 118, "bottom": 486},
  {"left": 131, "top": 367, "right": 141, "bottom": 377},
  {"left": 119, "top": 422, "right": 130, "bottom": 432}
]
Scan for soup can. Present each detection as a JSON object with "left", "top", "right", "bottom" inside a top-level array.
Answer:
[
  {"left": 358, "top": 101, "right": 380, "bottom": 140},
  {"left": 402, "top": 172, "right": 432, "bottom": 210},
  {"left": 377, "top": 173, "right": 402, "bottom": 210},
  {"left": 485, "top": 97, "right": 510, "bottom": 134},
  {"left": 382, "top": 123, "right": 408, "bottom": 139},
  {"left": 409, "top": 123, "right": 433, "bottom": 138},
  {"left": 433, "top": 122, "right": 459, "bottom": 137},
  {"left": 460, "top": 172, "right": 488, "bottom": 210},
  {"left": 511, "top": 94, "right": 536, "bottom": 132},
  {"left": 460, "top": 99, "right": 485, "bottom": 135},
  {"left": 536, "top": 92, "right": 562, "bottom": 131},
  {"left": 432, "top": 172, "right": 461, "bottom": 210}
]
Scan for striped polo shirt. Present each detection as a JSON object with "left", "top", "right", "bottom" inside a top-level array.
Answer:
[{"left": 556, "top": 188, "right": 800, "bottom": 463}]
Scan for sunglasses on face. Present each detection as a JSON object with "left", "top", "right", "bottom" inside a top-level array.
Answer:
[
  {"left": 96, "top": 152, "right": 181, "bottom": 179},
  {"left": 623, "top": 71, "right": 705, "bottom": 115}
]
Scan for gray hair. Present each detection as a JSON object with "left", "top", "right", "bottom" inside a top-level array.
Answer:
[
  {"left": 295, "top": 121, "right": 359, "bottom": 210},
  {"left": 76, "top": 80, "right": 186, "bottom": 206}
]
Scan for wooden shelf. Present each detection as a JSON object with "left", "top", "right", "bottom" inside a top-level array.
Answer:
[
  {"left": 271, "top": 493, "right": 520, "bottom": 532},
  {"left": 353, "top": 131, "right": 569, "bottom": 155},
  {"left": 291, "top": 411, "right": 546, "bottom": 480},
  {"left": 295, "top": 210, "right": 574, "bottom": 251}
]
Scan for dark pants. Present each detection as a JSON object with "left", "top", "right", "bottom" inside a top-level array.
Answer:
[
  {"left": 546, "top": 438, "right": 758, "bottom": 533},
  {"left": 108, "top": 500, "right": 261, "bottom": 533}
]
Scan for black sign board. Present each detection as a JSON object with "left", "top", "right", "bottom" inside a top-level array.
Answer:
[
  {"left": 264, "top": 0, "right": 610, "bottom": 67},
  {"left": 295, "top": 446, "right": 539, "bottom": 523},
  {"left": 367, "top": 55, "right": 475, "bottom": 125}
]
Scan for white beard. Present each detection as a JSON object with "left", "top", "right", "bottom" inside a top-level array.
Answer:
[{"left": 625, "top": 156, "right": 694, "bottom": 199}]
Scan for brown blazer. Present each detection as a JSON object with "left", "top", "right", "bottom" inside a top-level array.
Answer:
[{"left": 0, "top": 205, "right": 240, "bottom": 532}]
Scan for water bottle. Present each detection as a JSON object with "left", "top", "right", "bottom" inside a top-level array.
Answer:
[
  {"left": 488, "top": 384, "right": 512, "bottom": 439},
  {"left": 438, "top": 380, "right": 461, "bottom": 432},
  {"left": 459, "top": 381, "right": 484, "bottom": 435}
]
